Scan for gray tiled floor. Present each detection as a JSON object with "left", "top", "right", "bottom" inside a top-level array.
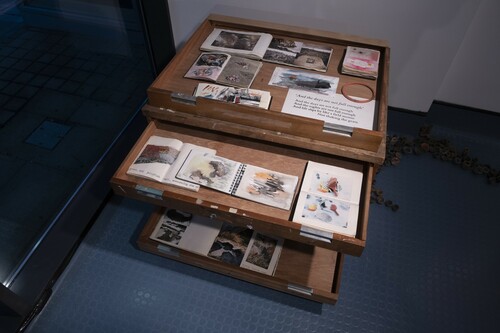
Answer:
[
  {"left": 0, "top": 5, "right": 153, "bottom": 282},
  {"left": 24, "top": 105, "right": 500, "bottom": 333}
]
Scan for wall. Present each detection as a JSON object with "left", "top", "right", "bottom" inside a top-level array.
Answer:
[
  {"left": 167, "top": 0, "right": 496, "bottom": 113},
  {"left": 436, "top": 0, "right": 499, "bottom": 113}
]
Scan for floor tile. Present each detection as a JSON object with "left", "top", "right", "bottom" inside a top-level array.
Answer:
[
  {"left": 0, "top": 2, "right": 152, "bottom": 291},
  {"left": 25, "top": 119, "right": 72, "bottom": 150}
]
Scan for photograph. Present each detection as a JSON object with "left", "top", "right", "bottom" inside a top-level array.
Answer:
[
  {"left": 208, "top": 223, "right": 253, "bottom": 266},
  {"left": 264, "top": 38, "right": 332, "bottom": 72},
  {"left": 244, "top": 233, "right": 278, "bottom": 269},
  {"left": 194, "top": 83, "right": 271, "bottom": 109},
  {"left": 212, "top": 31, "right": 260, "bottom": 51},
  {"left": 267, "top": 38, "right": 303, "bottom": 53},
  {"left": 150, "top": 209, "right": 193, "bottom": 245},
  {"left": 293, "top": 45, "right": 331, "bottom": 71},
  {"left": 201, "top": 28, "right": 273, "bottom": 59},
  {"left": 195, "top": 52, "right": 229, "bottom": 67}
]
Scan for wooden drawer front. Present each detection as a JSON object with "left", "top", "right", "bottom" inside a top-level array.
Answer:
[
  {"left": 137, "top": 209, "right": 344, "bottom": 304},
  {"left": 111, "top": 120, "right": 373, "bottom": 256}
]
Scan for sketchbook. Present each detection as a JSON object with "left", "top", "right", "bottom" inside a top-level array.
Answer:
[
  {"left": 200, "top": 28, "right": 273, "bottom": 60},
  {"left": 150, "top": 208, "right": 283, "bottom": 276},
  {"left": 127, "top": 136, "right": 216, "bottom": 191},
  {"left": 263, "top": 37, "right": 333, "bottom": 72},
  {"left": 341, "top": 46, "right": 380, "bottom": 79},
  {"left": 185, "top": 52, "right": 262, "bottom": 88},
  {"left": 293, "top": 161, "right": 364, "bottom": 237},
  {"left": 194, "top": 83, "right": 271, "bottom": 109},
  {"left": 176, "top": 152, "right": 298, "bottom": 210}
]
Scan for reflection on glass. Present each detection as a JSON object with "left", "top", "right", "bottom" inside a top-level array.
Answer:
[{"left": 0, "top": 0, "right": 154, "bottom": 283}]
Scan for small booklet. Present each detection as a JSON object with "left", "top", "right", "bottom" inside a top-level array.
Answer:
[
  {"left": 194, "top": 83, "right": 271, "bottom": 109},
  {"left": 200, "top": 28, "right": 273, "bottom": 60},
  {"left": 263, "top": 38, "right": 333, "bottom": 72},
  {"left": 341, "top": 46, "right": 380, "bottom": 79},
  {"left": 176, "top": 152, "right": 298, "bottom": 210},
  {"left": 185, "top": 52, "right": 262, "bottom": 88},
  {"left": 150, "top": 209, "right": 283, "bottom": 276},
  {"left": 127, "top": 136, "right": 216, "bottom": 191},
  {"left": 293, "top": 161, "right": 364, "bottom": 237}
]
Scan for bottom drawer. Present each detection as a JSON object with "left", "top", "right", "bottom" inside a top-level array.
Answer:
[{"left": 138, "top": 208, "right": 344, "bottom": 304}]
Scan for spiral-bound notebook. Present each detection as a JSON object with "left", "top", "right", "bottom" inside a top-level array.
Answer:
[{"left": 176, "top": 152, "right": 298, "bottom": 210}]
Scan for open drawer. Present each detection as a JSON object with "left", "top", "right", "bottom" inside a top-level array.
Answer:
[
  {"left": 110, "top": 120, "right": 374, "bottom": 256},
  {"left": 138, "top": 208, "right": 344, "bottom": 304},
  {"left": 146, "top": 14, "right": 390, "bottom": 164}
]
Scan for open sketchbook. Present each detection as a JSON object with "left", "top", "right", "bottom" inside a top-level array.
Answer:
[
  {"left": 185, "top": 52, "right": 262, "bottom": 88},
  {"left": 200, "top": 28, "right": 273, "bottom": 60},
  {"left": 176, "top": 152, "right": 298, "bottom": 210},
  {"left": 293, "top": 161, "right": 363, "bottom": 237},
  {"left": 127, "top": 136, "right": 216, "bottom": 191},
  {"left": 194, "top": 83, "right": 271, "bottom": 109},
  {"left": 150, "top": 208, "right": 283, "bottom": 276},
  {"left": 263, "top": 37, "right": 333, "bottom": 72}
]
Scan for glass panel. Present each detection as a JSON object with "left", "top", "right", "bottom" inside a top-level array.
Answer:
[{"left": 0, "top": 0, "right": 154, "bottom": 282}]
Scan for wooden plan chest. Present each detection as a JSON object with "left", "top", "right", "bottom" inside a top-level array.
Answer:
[{"left": 111, "top": 14, "right": 389, "bottom": 303}]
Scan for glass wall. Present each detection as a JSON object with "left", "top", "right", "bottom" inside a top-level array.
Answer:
[{"left": 0, "top": 0, "right": 155, "bottom": 285}]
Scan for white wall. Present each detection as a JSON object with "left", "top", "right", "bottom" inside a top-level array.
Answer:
[
  {"left": 167, "top": 0, "right": 496, "bottom": 113},
  {"left": 436, "top": 0, "right": 499, "bottom": 113}
]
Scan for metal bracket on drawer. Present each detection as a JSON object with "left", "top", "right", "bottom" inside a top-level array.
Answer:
[
  {"left": 287, "top": 284, "right": 313, "bottom": 296},
  {"left": 323, "top": 122, "right": 353, "bottom": 137},
  {"left": 157, "top": 244, "right": 180, "bottom": 257},
  {"left": 171, "top": 92, "right": 197, "bottom": 105},
  {"left": 300, "top": 226, "right": 333, "bottom": 243},
  {"left": 135, "top": 185, "right": 163, "bottom": 200}
]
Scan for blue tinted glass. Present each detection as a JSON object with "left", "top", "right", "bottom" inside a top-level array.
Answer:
[{"left": 0, "top": 0, "right": 154, "bottom": 282}]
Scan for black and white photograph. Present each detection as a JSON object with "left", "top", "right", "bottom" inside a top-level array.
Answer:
[
  {"left": 263, "top": 38, "right": 332, "bottom": 72},
  {"left": 212, "top": 31, "right": 260, "bottom": 51},
  {"left": 200, "top": 28, "right": 273, "bottom": 59},
  {"left": 208, "top": 223, "right": 253, "bottom": 266},
  {"left": 241, "top": 233, "right": 283, "bottom": 275},
  {"left": 149, "top": 208, "right": 223, "bottom": 255},
  {"left": 150, "top": 209, "right": 193, "bottom": 245},
  {"left": 194, "top": 83, "right": 271, "bottom": 109}
]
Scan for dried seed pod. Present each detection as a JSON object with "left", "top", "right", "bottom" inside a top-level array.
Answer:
[
  {"left": 403, "top": 145, "right": 413, "bottom": 154},
  {"left": 391, "top": 156, "right": 401, "bottom": 166},
  {"left": 472, "top": 165, "right": 483, "bottom": 175},
  {"left": 420, "top": 142, "right": 430, "bottom": 152},
  {"left": 462, "top": 159, "right": 473, "bottom": 170}
]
